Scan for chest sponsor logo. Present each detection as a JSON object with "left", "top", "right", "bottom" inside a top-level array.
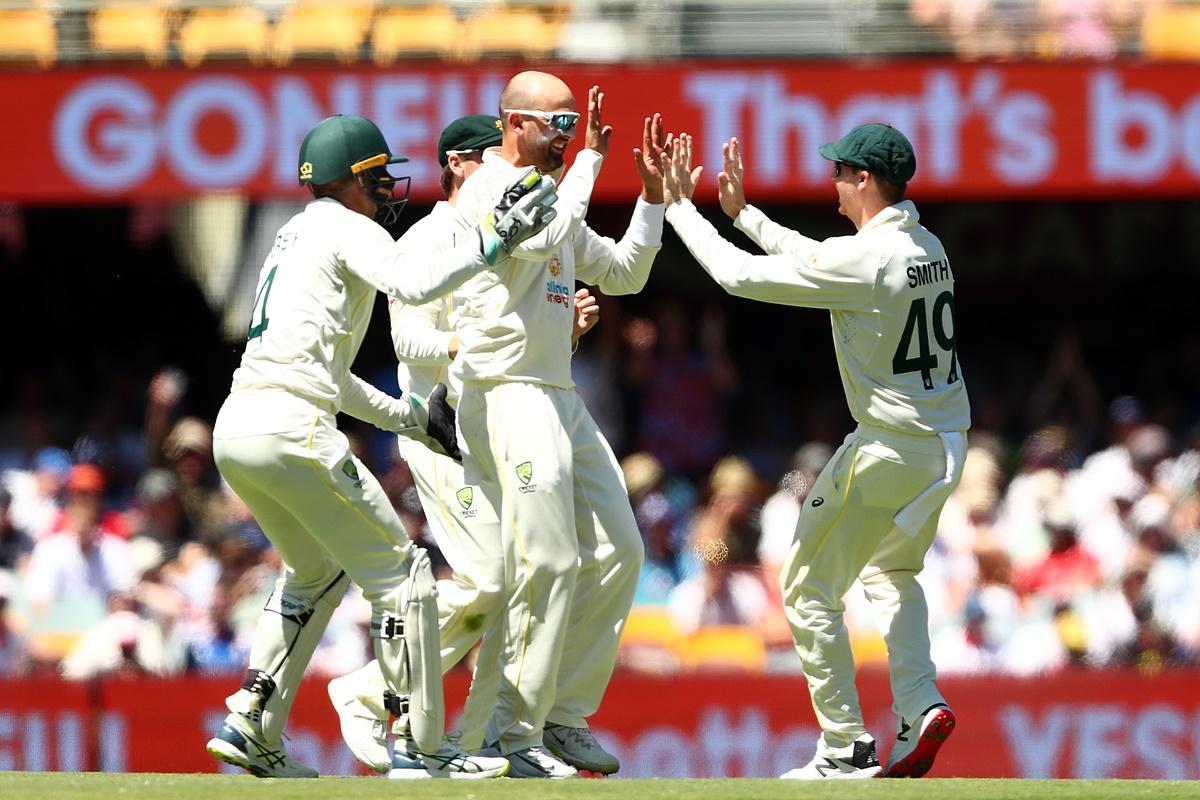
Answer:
[
  {"left": 546, "top": 278, "right": 571, "bottom": 307},
  {"left": 515, "top": 461, "right": 536, "bottom": 493}
]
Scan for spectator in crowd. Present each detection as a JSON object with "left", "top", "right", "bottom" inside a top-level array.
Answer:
[
  {"left": 2, "top": 446, "right": 71, "bottom": 540},
  {"left": 623, "top": 452, "right": 688, "bottom": 606},
  {"left": 162, "top": 417, "right": 225, "bottom": 542},
  {"left": 1013, "top": 501, "right": 1101, "bottom": 604},
  {"left": 126, "top": 469, "right": 192, "bottom": 562},
  {"left": 23, "top": 464, "right": 133, "bottom": 622},
  {"left": 0, "top": 569, "right": 29, "bottom": 676},
  {"left": 0, "top": 485, "right": 33, "bottom": 571},
  {"left": 667, "top": 553, "right": 771, "bottom": 636},
  {"left": 625, "top": 302, "right": 738, "bottom": 480}
]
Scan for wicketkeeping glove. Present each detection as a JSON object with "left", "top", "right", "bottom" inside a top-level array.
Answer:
[
  {"left": 477, "top": 167, "right": 558, "bottom": 266},
  {"left": 396, "top": 384, "right": 461, "bottom": 462}
]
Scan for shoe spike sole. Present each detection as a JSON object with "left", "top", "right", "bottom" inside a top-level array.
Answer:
[{"left": 886, "top": 708, "right": 956, "bottom": 779}]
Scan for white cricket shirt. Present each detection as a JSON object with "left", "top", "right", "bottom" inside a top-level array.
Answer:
[
  {"left": 451, "top": 149, "right": 665, "bottom": 388},
  {"left": 665, "top": 199, "right": 970, "bottom": 435},
  {"left": 228, "top": 197, "right": 487, "bottom": 430}
]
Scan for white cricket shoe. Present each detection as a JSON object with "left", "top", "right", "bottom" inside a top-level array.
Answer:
[
  {"left": 480, "top": 743, "right": 578, "bottom": 778},
  {"left": 885, "top": 704, "right": 956, "bottom": 778},
  {"left": 327, "top": 673, "right": 390, "bottom": 774},
  {"left": 387, "top": 739, "right": 510, "bottom": 779},
  {"left": 780, "top": 737, "right": 882, "bottom": 780},
  {"left": 543, "top": 723, "right": 619, "bottom": 774},
  {"left": 206, "top": 712, "right": 318, "bottom": 778}
]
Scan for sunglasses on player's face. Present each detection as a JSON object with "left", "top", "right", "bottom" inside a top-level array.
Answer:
[{"left": 504, "top": 109, "right": 580, "bottom": 136}]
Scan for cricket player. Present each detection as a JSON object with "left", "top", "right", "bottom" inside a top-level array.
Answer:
[
  {"left": 204, "top": 113, "right": 558, "bottom": 780},
  {"left": 447, "top": 73, "right": 667, "bottom": 778},
  {"left": 326, "top": 114, "right": 600, "bottom": 776},
  {"left": 661, "top": 126, "right": 969, "bottom": 780}
]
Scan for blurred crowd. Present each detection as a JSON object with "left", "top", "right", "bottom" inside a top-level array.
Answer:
[
  {"left": 1, "top": 308, "right": 1197, "bottom": 682},
  {"left": 5, "top": 0, "right": 1200, "bottom": 67}
]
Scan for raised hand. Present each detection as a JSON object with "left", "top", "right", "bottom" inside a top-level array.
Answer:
[
  {"left": 633, "top": 113, "right": 667, "bottom": 204},
  {"left": 663, "top": 132, "right": 703, "bottom": 205},
  {"left": 585, "top": 85, "right": 613, "bottom": 158},
  {"left": 718, "top": 137, "right": 748, "bottom": 219}
]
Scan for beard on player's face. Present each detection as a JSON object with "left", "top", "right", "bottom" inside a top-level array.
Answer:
[{"left": 520, "top": 126, "right": 568, "bottom": 172}]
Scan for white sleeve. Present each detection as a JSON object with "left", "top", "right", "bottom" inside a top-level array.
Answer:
[
  {"left": 573, "top": 197, "right": 664, "bottom": 295},
  {"left": 337, "top": 220, "right": 485, "bottom": 305},
  {"left": 458, "top": 151, "right": 605, "bottom": 265},
  {"left": 388, "top": 297, "right": 454, "bottom": 366},
  {"left": 734, "top": 204, "right": 821, "bottom": 257},
  {"left": 341, "top": 373, "right": 409, "bottom": 431},
  {"left": 665, "top": 199, "right": 873, "bottom": 311}
]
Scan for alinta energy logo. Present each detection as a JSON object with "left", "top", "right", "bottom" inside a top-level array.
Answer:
[
  {"left": 515, "top": 461, "right": 536, "bottom": 493},
  {"left": 545, "top": 255, "right": 570, "bottom": 308}
]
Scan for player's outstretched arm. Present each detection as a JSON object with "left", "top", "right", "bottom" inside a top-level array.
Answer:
[
  {"left": 718, "top": 137, "right": 821, "bottom": 256},
  {"left": 345, "top": 171, "right": 559, "bottom": 304},
  {"left": 476, "top": 168, "right": 559, "bottom": 265}
]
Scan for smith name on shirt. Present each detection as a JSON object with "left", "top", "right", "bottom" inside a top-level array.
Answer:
[{"left": 907, "top": 259, "right": 952, "bottom": 288}]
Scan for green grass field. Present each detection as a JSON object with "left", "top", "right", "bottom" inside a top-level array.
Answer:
[{"left": 0, "top": 774, "right": 1197, "bottom": 800}]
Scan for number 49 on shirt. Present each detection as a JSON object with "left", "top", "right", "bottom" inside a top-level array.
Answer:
[{"left": 892, "top": 290, "right": 958, "bottom": 390}]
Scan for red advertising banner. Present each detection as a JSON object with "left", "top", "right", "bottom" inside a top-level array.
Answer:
[
  {"left": 1, "top": 62, "right": 1200, "bottom": 204},
  {"left": 2, "top": 669, "right": 1198, "bottom": 778}
]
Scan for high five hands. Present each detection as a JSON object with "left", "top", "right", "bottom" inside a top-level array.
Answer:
[
  {"left": 662, "top": 132, "right": 702, "bottom": 206},
  {"left": 664, "top": 134, "right": 750, "bottom": 217},
  {"left": 634, "top": 113, "right": 668, "bottom": 204},
  {"left": 717, "top": 137, "right": 747, "bottom": 219}
]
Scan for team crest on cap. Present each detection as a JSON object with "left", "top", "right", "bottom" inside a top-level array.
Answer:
[
  {"left": 456, "top": 486, "right": 474, "bottom": 510},
  {"left": 300, "top": 161, "right": 313, "bottom": 181},
  {"left": 494, "top": 119, "right": 503, "bottom": 131}
]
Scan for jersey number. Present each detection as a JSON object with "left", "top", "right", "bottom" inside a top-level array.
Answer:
[
  {"left": 892, "top": 290, "right": 958, "bottom": 390},
  {"left": 247, "top": 265, "right": 278, "bottom": 341}
]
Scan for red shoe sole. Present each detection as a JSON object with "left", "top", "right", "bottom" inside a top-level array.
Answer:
[{"left": 885, "top": 707, "right": 956, "bottom": 778}]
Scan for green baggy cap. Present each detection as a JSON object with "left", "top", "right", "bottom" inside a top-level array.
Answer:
[
  {"left": 438, "top": 115, "right": 504, "bottom": 167},
  {"left": 819, "top": 123, "right": 916, "bottom": 184},
  {"left": 298, "top": 114, "right": 408, "bottom": 186}
]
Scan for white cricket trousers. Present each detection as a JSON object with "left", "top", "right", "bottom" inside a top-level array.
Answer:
[
  {"left": 457, "top": 380, "right": 644, "bottom": 754},
  {"left": 779, "top": 423, "right": 966, "bottom": 758},
  {"left": 212, "top": 389, "right": 422, "bottom": 740},
  {"left": 399, "top": 437, "right": 504, "bottom": 749}
]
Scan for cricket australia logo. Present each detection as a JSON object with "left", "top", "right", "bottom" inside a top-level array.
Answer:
[
  {"left": 548, "top": 255, "right": 561, "bottom": 277},
  {"left": 515, "top": 461, "right": 536, "bottom": 493},
  {"left": 341, "top": 458, "right": 365, "bottom": 489},
  {"left": 455, "top": 486, "right": 477, "bottom": 518}
]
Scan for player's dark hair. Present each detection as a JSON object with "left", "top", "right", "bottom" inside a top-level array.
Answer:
[{"left": 439, "top": 164, "right": 454, "bottom": 198}]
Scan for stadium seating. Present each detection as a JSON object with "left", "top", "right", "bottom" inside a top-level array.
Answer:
[
  {"left": 461, "top": 2, "right": 565, "bottom": 61},
  {"left": 90, "top": 2, "right": 171, "bottom": 66},
  {"left": 371, "top": 4, "right": 462, "bottom": 63},
  {"left": 619, "top": 605, "right": 684, "bottom": 670},
  {"left": 272, "top": 1, "right": 374, "bottom": 64},
  {"left": 676, "top": 625, "right": 767, "bottom": 672},
  {"left": 0, "top": 6, "right": 57, "bottom": 67},
  {"left": 176, "top": 6, "right": 273, "bottom": 67},
  {"left": 1142, "top": 4, "right": 1200, "bottom": 59}
]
